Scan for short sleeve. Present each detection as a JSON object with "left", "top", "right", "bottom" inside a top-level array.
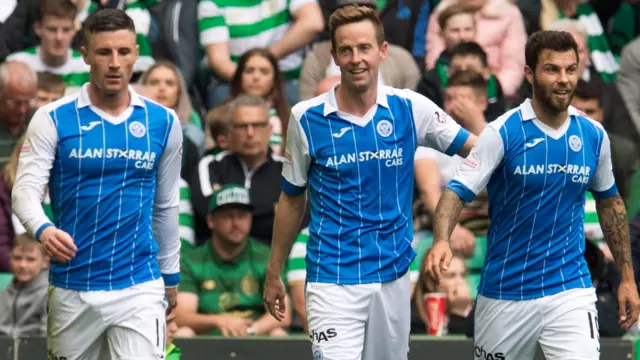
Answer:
[
  {"left": 405, "top": 90, "right": 470, "bottom": 156},
  {"left": 198, "top": 0, "right": 229, "bottom": 47},
  {"left": 281, "top": 113, "right": 311, "bottom": 195},
  {"left": 589, "top": 130, "right": 618, "bottom": 199},
  {"left": 178, "top": 254, "right": 198, "bottom": 294},
  {"left": 289, "top": 0, "right": 317, "bottom": 15},
  {"left": 447, "top": 126, "right": 505, "bottom": 202}
]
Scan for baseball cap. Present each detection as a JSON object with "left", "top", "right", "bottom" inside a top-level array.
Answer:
[
  {"left": 208, "top": 185, "right": 253, "bottom": 213},
  {"left": 337, "top": 0, "right": 377, "bottom": 7}
]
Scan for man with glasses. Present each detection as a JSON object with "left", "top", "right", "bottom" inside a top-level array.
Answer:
[
  {"left": 0, "top": 60, "right": 37, "bottom": 168},
  {"left": 190, "top": 94, "right": 286, "bottom": 247}
]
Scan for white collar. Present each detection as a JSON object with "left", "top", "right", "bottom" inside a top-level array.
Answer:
[
  {"left": 77, "top": 83, "right": 146, "bottom": 109},
  {"left": 323, "top": 83, "right": 390, "bottom": 117}
]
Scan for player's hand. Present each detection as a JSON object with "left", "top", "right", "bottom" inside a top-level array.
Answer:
[
  {"left": 262, "top": 268, "right": 286, "bottom": 322},
  {"left": 617, "top": 279, "right": 640, "bottom": 329},
  {"left": 39, "top": 226, "right": 77, "bottom": 263},
  {"left": 165, "top": 287, "right": 178, "bottom": 314},
  {"left": 450, "top": 224, "right": 475, "bottom": 258},
  {"left": 216, "top": 316, "right": 253, "bottom": 337},
  {"left": 425, "top": 241, "right": 453, "bottom": 284}
]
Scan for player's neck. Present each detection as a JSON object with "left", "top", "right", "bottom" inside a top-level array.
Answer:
[
  {"left": 531, "top": 96, "right": 568, "bottom": 130},
  {"left": 87, "top": 82, "right": 131, "bottom": 116},
  {"left": 40, "top": 49, "right": 68, "bottom": 68},
  {"left": 212, "top": 237, "right": 247, "bottom": 261},
  {"left": 335, "top": 81, "right": 378, "bottom": 117}
]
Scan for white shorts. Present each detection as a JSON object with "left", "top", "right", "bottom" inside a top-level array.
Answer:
[
  {"left": 474, "top": 287, "right": 600, "bottom": 360},
  {"left": 46, "top": 278, "right": 168, "bottom": 360},
  {"left": 305, "top": 271, "right": 411, "bottom": 360}
]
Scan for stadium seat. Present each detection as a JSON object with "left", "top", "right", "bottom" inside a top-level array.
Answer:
[
  {"left": 466, "top": 236, "right": 487, "bottom": 271},
  {"left": 0, "top": 273, "right": 13, "bottom": 290},
  {"left": 466, "top": 273, "right": 481, "bottom": 299}
]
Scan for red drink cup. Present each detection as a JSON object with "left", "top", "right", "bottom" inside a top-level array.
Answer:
[{"left": 424, "top": 293, "right": 447, "bottom": 336}]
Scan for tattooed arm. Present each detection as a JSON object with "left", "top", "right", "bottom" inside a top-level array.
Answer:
[
  {"left": 596, "top": 194, "right": 633, "bottom": 278},
  {"left": 590, "top": 129, "right": 640, "bottom": 328},
  {"left": 433, "top": 189, "right": 466, "bottom": 244},
  {"left": 426, "top": 126, "right": 504, "bottom": 282}
]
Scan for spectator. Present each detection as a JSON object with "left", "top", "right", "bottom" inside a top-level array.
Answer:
[
  {"left": 425, "top": 0, "right": 527, "bottom": 98},
  {"left": 165, "top": 309, "right": 182, "bottom": 360},
  {"left": 609, "top": 1, "right": 640, "bottom": 56},
  {"left": 137, "top": 60, "right": 205, "bottom": 152},
  {"left": 539, "top": 0, "right": 617, "bottom": 82},
  {"left": 175, "top": 185, "right": 291, "bottom": 337},
  {"left": 417, "top": 41, "right": 505, "bottom": 122},
  {"left": 7, "top": 0, "right": 89, "bottom": 95},
  {"left": 190, "top": 95, "right": 285, "bottom": 246},
  {"left": 0, "top": 61, "right": 37, "bottom": 169},
  {"left": 615, "top": 36, "right": 640, "bottom": 143},
  {"left": 286, "top": 227, "right": 421, "bottom": 332},
  {"left": 34, "top": 72, "right": 66, "bottom": 109},
  {"left": 571, "top": 79, "right": 640, "bottom": 204},
  {"left": 197, "top": 0, "right": 324, "bottom": 109},
  {"left": 227, "top": 48, "right": 291, "bottom": 155},
  {"left": 414, "top": 70, "right": 489, "bottom": 257},
  {"left": 410, "top": 250, "right": 473, "bottom": 335},
  {"left": 0, "top": 234, "right": 49, "bottom": 337},
  {"left": 424, "top": 4, "right": 476, "bottom": 68},
  {"left": 205, "top": 104, "right": 232, "bottom": 154}
]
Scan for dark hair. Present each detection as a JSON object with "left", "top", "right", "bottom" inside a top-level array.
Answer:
[
  {"left": 329, "top": 5, "right": 385, "bottom": 51},
  {"left": 525, "top": 31, "right": 578, "bottom": 72},
  {"left": 37, "top": 71, "right": 66, "bottom": 93},
  {"left": 229, "top": 48, "right": 290, "bottom": 148},
  {"left": 574, "top": 79, "right": 601, "bottom": 102},
  {"left": 36, "top": 0, "right": 77, "bottom": 22},
  {"left": 83, "top": 9, "right": 136, "bottom": 47},
  {"left": 449, "top": 41, "right": 487, "bottom": 67},
  {"left": 447, "top": 69, "right": 488, "bottom": 96},
  {"left": 438, "top": 3, "right": 476, "bottom": 30}
]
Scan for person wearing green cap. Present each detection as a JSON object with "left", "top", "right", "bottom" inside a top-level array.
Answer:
[{"left": 174, "top": 185, "right": 291, "bottom": 337}]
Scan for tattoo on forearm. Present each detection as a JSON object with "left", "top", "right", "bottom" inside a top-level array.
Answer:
[
  {"left": 433, "top": 189, "right": 465, "bottom": 243},
  {"left": 596, "top": 194, "right": 632, "bottom": 270}
]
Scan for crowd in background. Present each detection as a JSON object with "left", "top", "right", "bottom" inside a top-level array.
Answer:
[{"left": 0, "top": 0, "right": 639, "bottom": 340}]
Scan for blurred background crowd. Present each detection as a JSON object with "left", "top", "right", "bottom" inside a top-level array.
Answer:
[{"left": 0, "top": 0, "right": 640, "bottom": 341}]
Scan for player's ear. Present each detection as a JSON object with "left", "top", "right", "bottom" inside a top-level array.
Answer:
[
  {"left": 525, "top": 65, "right": 534, "bottom": 86},
  {"left": 379, "top": 41, "right": 388, "bottom": 61},
  {"left": 80, "top": 46, "right": 89, "bottom": 65}
]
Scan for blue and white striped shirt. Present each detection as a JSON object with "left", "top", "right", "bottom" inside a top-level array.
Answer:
[
  {"left": 13, "top": 85, "right": 182, "bottom": 291},
  {"left": 448, "top": 99, "right": 617, "bottom": 300},
  {"left": 281, "top": 85, "right": 470, "bottom": 285}
]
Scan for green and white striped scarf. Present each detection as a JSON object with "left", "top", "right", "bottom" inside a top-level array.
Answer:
[{"left": 559, "top": 3, "right": 618, "bottom": 83}]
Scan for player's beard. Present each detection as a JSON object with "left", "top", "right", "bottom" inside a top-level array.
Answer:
[{"left": 532, "top": 75, "right": 574, "bottom": 114}]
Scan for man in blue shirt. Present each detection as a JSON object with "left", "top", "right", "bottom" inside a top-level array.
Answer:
[
  {"left": 262, "top": 4, "right": 475, "bottom": 360},
  {"left": 12, "top": 8, "right": 182, "bottom": 360},
  {"left": 428, "top": 31, "right": 640, "bottom": 359}
]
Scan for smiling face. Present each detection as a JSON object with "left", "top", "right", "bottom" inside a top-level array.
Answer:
[
  {"left": 331, "top": 19, "right": 387, "bottom": 94},
  {"left": 526, "top": 49, "right": 579, "bottom": 114}
]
